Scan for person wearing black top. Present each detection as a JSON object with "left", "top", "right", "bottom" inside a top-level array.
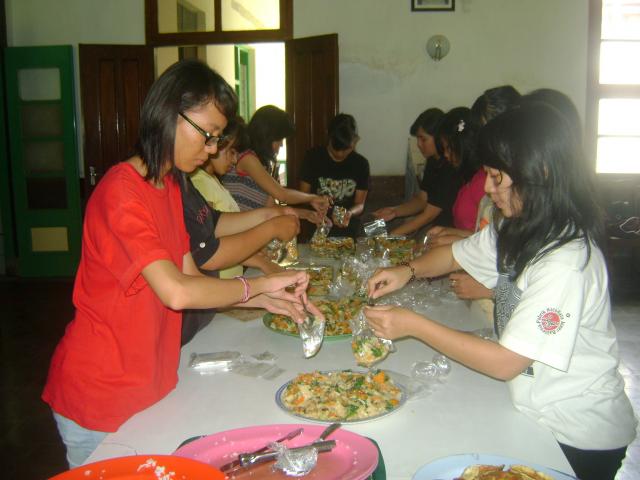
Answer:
[
  {"left": 300, "top": 114, "right": 370, "bottom": 238},
  {"left": 373, "top": 108, "right": 459, "bottom": 236},
  {"left": 179, "top": 175, "right": 304, "bottom": 344}
]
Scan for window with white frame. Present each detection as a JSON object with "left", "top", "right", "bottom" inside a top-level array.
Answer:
[{"left": 592, "top": 0, "right": 640, "bottom": 174}]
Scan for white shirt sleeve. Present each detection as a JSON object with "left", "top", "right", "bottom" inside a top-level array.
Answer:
[
  {"left": 451, "top": 224, "right": 499, "bottom": 289},
  {"left": 499, "top": 258, "right": 583, "bottom": 371}
]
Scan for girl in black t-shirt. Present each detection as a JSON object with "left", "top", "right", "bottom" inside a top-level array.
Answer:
[{"left": 300, "top": 114, "right": 370, "bottom": 238}]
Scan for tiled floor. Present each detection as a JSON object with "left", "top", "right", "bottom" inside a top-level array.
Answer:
[
  {"left": 612, "top": 299, "right": 640, "bottom": 480},
  {"left": 1, "top": 277, "right": 638, "bottom": 479}
]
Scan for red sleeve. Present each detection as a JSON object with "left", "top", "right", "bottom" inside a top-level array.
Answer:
[{"left": 84, "top": 169, "right": 181, "bottom": 294}]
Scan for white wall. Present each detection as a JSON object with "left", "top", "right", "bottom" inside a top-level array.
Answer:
[
  {"left": 294, "top": 0, "right": 590, "bottom": 174},
  {"left": 4, "top": 0, "right": 590, "bottom": 177}
]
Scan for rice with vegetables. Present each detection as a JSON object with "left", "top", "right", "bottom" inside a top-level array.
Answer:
[{"left": 281, "top": 370, "right": 403, "bottom": 421}]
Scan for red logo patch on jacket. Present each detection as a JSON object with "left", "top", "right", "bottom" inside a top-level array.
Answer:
[{"left": 536, "top": 308, "right": 566, "bottom": 335}]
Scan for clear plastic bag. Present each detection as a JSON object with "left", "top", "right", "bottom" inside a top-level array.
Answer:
[
  {"left": 349, "top": 307, "right": 395, "bottom": 367},
  {"left": 189, "top": 350, "right": 285, "bottom": 379},
  {"left": 188, "top": 351, "right": 241, "bottom": 373},
  {"left": 362, "top": 218, "right": 387, "bottom": 237}
]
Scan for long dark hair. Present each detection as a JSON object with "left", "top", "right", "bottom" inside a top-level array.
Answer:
[
  {"left": 479, "top": 103, "right": 605, "bottom": 278},
  {"left": 222, "top": 115, "right": 250, "bottom": 152},
  {"left": 520, "top": 88, "right": 582, "bottom": 143},
  {"left": 410, "top": 108, "right": 443, "bottom": 136},
  {"left": 134, "top": 59, "right": 237, "bottom": 183},
  {"left": 247, "top": 105, "right": 294, "bottom": 168},
  {"left": 471, "top": 85, "right": 520, "bottom": 125},
  {"left": 435, "top": 107, "right": 480, "bottom": 183}
]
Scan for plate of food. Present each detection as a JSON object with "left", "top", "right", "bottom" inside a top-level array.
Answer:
[
  {"left": 263, "top": 297, "right": 365, "bottom": 340},
  {"left": 173, "top": 423, "right": 378, "bottom": 480},
  {"left": 276, "top": 369, "right": 406, "bottom": 424},
  {"left": 412, "top": 453, "right": 577, "bottom": 480},
  {"left": 50, "top": 455, "right": 225, "bottom": 479}
]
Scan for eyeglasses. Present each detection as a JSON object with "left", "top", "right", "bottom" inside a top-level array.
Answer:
[{"left": 179, "top": 112, "right": 228, "bottom": 147}]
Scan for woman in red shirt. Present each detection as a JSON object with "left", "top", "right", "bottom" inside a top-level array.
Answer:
[{"left": 43, "top": 59, "right": 313, "bottom": 468}]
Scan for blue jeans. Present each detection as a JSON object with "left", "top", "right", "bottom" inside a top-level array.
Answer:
[{"left": 53, "top": 411, "right": 108, "bottom": 469}]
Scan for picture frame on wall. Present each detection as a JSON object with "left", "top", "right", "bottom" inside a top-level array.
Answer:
[{"left": 411, "top": 0, "right": 455, "bottom": 12}]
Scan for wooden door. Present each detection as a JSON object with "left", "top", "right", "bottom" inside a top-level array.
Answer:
[
  {"left": 79, "top": 44, "right": 153, "bottom": 199},
  {"left": 285, "top": 34, "right": 338, "bottom": 190},
  {"left": 4, "top": 46, "right": 82, "bottom": 277}
]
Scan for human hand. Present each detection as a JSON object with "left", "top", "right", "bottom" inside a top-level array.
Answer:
[
  {"left": 254, "top": 294, "right": 306, "bottom": 323},
  {"left": 364, "top": 305, "right": 420, "bottom": 340},
  {"left": 427, "top": 225, "right": 448, "bottom": 238},
  {"left": 449, "top": 272, "right": 493, "bottom": 300},
  {"left": 300, "top": 295, "right": 326, "bottom": 323},
  {"left": 261, "top": 270, "right": 309, "bottom": 300},
  {"left": 281, "top": 206, "right": 297, "bottom": 217},
  {"left": 429, "top": 234, "right": 461, "bottom": 248},
  {"left": 310, "top": 195, "right": 331, "bottom": 216},
  {"left": 373, "top": 207, "right": 397, "bottom": 221},
  {"left": 367, "top": 266, "right": 412, "bottom": 299},
  {"left": 299, "top": 209, "right": 325, "bottom": 225},
  {"left": 271, "top": 215, "right": 300, "bottom": 241}
]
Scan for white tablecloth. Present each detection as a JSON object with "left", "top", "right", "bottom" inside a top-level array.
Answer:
[{"left": 86, "top": 278, "right": 573, "bottom": 479}]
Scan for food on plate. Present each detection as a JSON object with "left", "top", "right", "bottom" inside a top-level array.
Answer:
[
  {"left": 310, "top": 236, "right": 355, "bottom": 257},
  {"left": 281, "top": 370, "right": 403, "bottom": 421},
  {"left": 267, "top": 297, "right": 365, "bottom": 337},
  {"left": 455, "top": 464, "right": 555, "bottom": 480},
  {"left": 352, "top": 335, "right": 391, "bottom": 367}
]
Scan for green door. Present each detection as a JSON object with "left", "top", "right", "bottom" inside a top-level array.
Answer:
[{"left": 4, "top": 46, "right": 82, "bottom": 277}]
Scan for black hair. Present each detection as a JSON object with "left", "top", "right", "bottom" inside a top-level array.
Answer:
[
  {"left": 328, "top": 113, "right": 359, "bottom": 151},
  {"left": 222, "top": 115, "right": 250, "bottom": 152},
  {"left": 521, "top": 88, "right": 582, "bottom": 143},
  {"left": 248, "top": 105, "right": 295, "bottom": 168},
  {"left": 410, "top": 108, "right": 444, "bottom": 136},
  {"left": 434, "top": 107, "right": 480, "bottom": 182},
  {"left": 478, "top": 103, "right": 605, "bottom": 279},
  {"left": 134, "top": 59, "right": 237, "bottom": 183},
  {"left": 471, "top": 85, "right": 521, "bottom": 125}
]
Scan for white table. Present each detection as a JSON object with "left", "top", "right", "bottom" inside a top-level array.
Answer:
[{"left": 86, "top": 279, "right": 574, "bottom": 479}]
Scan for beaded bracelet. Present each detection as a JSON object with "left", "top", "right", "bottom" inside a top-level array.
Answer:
[
  {"left": 235, "top": 275, "right": 250, "bottom": 303},
  {"left": 399, "top": 261, "right": 416, "bottom": 283}
]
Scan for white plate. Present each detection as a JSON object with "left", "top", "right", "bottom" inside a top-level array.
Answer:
[
  {"left": 275, "top": 370, "right": 407, "bottom": 424},
  {"left": 412, "top": 453, "right": 577, "bottom": 479}
]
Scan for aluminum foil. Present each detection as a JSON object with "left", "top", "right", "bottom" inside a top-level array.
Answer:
[
  {"left": 298, "top": 315, "right": 325, "bottom": 358},
  {"left": 270, "top": 442, "right": 318, "bottom": 477}
]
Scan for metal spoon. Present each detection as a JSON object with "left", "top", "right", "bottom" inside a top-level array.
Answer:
[{"left": 314, "top": 422, "right": 341, "bottom": 443}]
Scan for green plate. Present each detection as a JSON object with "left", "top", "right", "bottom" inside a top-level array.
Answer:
[{"left": 262, "top": 313, "right": 351, "bottom": 341}]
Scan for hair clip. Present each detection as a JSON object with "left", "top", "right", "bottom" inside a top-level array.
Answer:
[{"left": 457, "top": 120, "right": 465, "bottom": 133}]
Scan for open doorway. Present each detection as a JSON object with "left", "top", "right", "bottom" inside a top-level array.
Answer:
[{"left": 154, "top": 43, "right": 288, "bottom": 182}]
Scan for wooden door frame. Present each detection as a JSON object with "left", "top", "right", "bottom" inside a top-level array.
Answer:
[{"left": 79, "top": 44, "right": 154, "bottom": 200}]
